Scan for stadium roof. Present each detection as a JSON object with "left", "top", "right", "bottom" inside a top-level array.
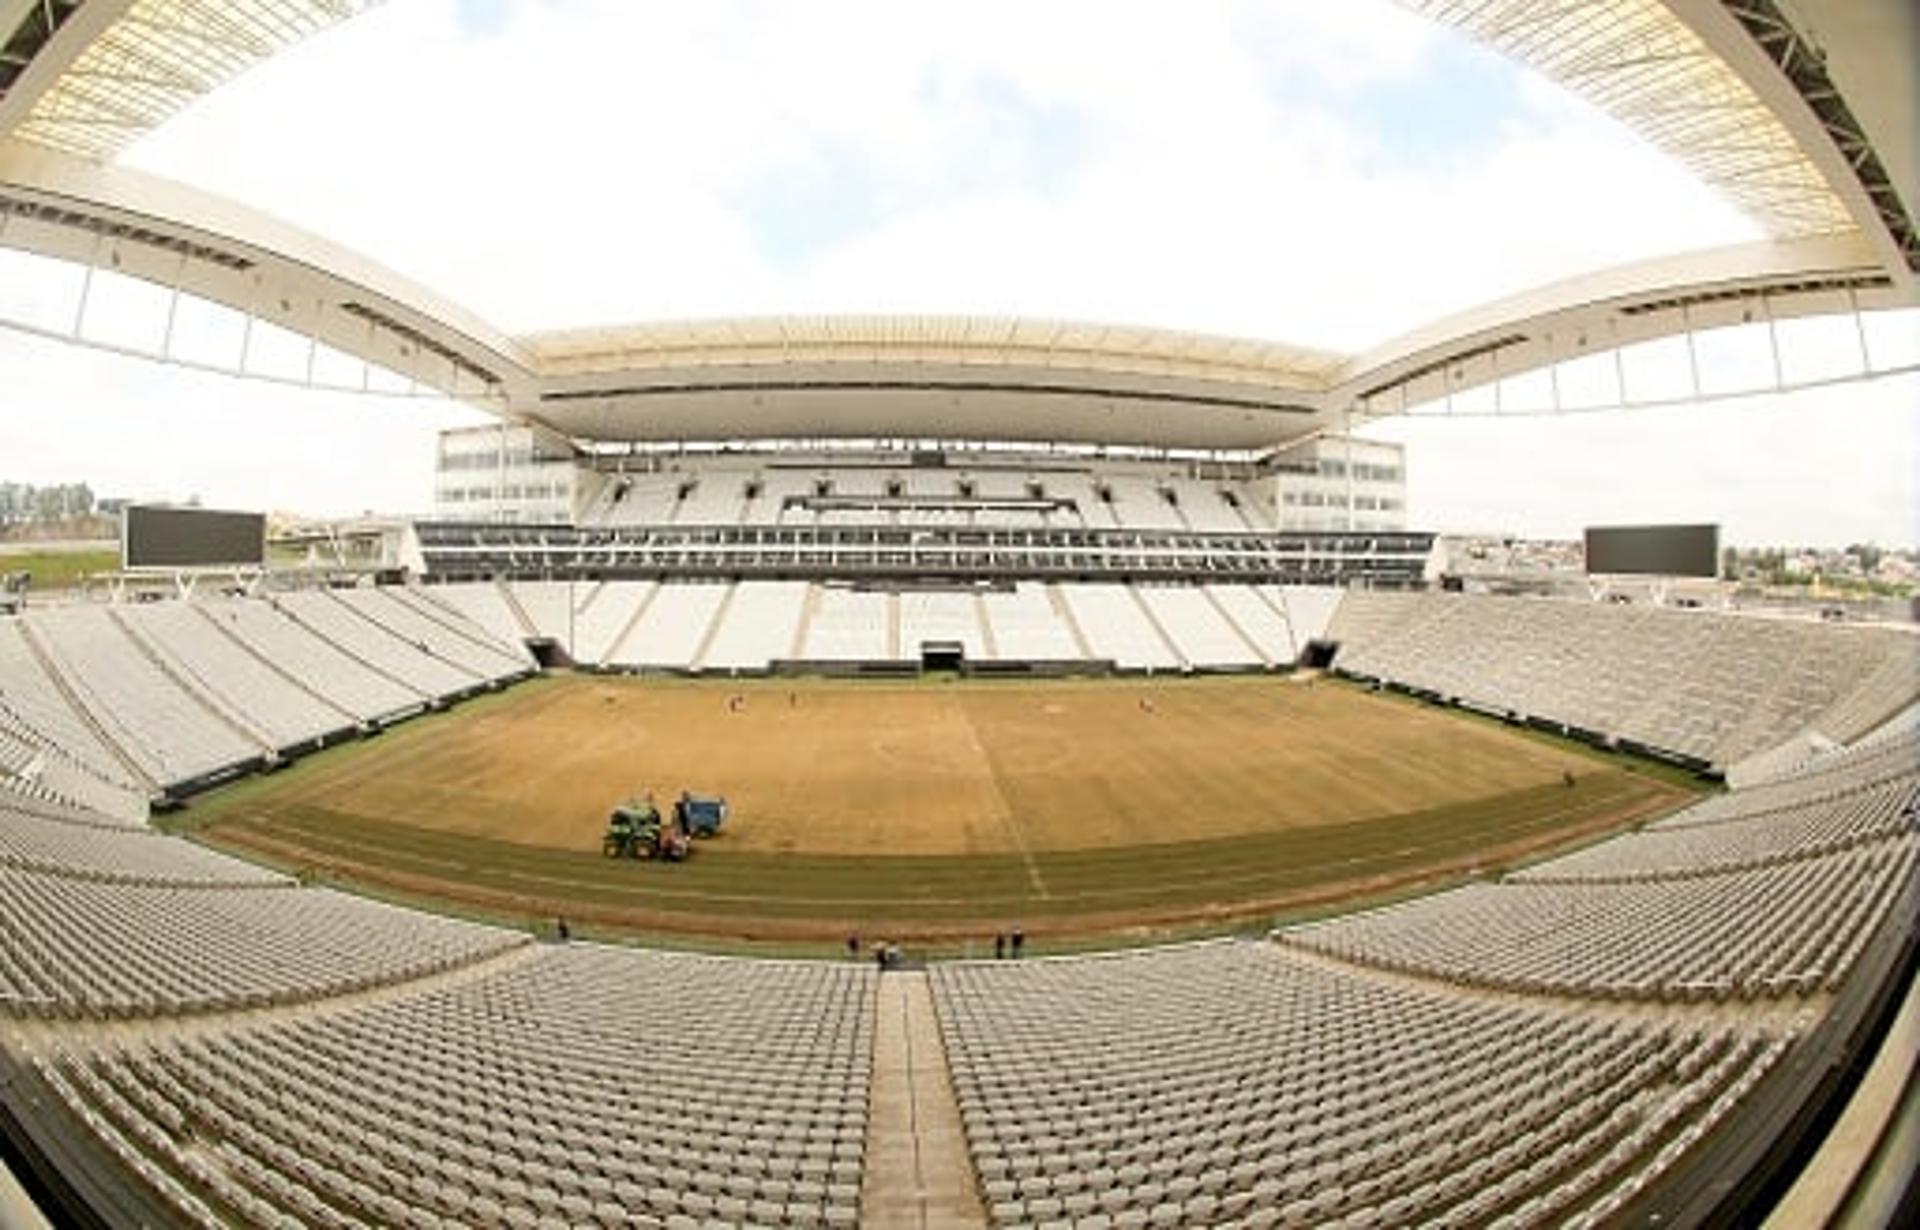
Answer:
[{"left": 0, "top": 0, "right": 1914, "bottom": 450}]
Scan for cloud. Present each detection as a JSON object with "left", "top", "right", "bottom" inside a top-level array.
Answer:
[
  {"left": 120, "top": 0, "right": 1752, "bottom": 345},
  {"left": 0, "top": 0, "right": 1898, "bottom": 545}
]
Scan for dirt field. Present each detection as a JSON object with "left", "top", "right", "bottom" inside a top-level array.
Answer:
[{"left": 192, "top": 674, "right": 1690, "bottom": 939}]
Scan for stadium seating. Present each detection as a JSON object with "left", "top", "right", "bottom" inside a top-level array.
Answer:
[
  {"left": 605, "top": 581, "right": 730, "bottom": 669},
  {"left": 1058, "top": 584, "right": 1183, "bottom": 670},
  {"left": 1329, "top": 591, "right": 1920, "bottom": 767},
  {"left": 418, "top": 580, "right": 533, "bottom": 651},
  {"left": 1280, "top": 842, "right": 1916, "bottom": 1000},
  {"left": 115, "top": 601, "right": 358, "bottom": 752},
  {"left": 1137, "top": 586, "right": 1265, "bottom": 667},
  {"left": 567, "top": 580, "right": 657, "bottom": 665},
  {"left": 0, "top": 791, "right": 283, "bottom": 887},
  {"left": 335, "top": 587, "right": 533, "bottom": 680},
  {"left": 978, "top": 583, "right": 1085, "bottom": 661},
  {"left": 933, "top": 941, "right": 1790, "bottom": 1229},
  {"left": 36, "top": 945, "right": 873, "bottom": 1228},
  {"left": 275, "top": 591, "right": 483, "bottom": 699},
  {"left": 200, "top": 597, "right": 426, "bottom": 725},
  {"left": 23, "top": 605, "right": 268, "bottom": 789},
  {"left": 0, "top": 592, "right": 536, "bottom": 798},
  {"left": 802, "top": 587, "right": 892, "bottom": 660},
  {"left": 702, "top": 580, "right": 810, "bottom": 670},
  {"left": 1205, "top": 584, "right": 1295, "bottom": 663},
  {"left": 0, "top": 867, "right": 522, "bottom": 1018},
  {"left": 898, "top": 590, "right": 989, "bottom": 660},
  {"left": 5, "top": 580, "right": 1918, "bottom": 1226},
  {"left": 0, "top": 670, "right": 147, "bottom": 820}
]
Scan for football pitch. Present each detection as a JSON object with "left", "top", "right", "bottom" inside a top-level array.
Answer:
[{"left": 188, "top": 673, "right": 1690, "bottom": 941}]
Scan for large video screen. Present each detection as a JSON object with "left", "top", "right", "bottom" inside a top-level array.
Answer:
[
  {"left": 123, "top": 506, "right": 266, "bottom": 570},
  {"left": 1584, "top": 524, "right": 1719, "bottom": 578}
]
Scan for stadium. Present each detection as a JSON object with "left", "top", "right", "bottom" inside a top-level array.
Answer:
[{"left": 0, "top": 1, "right": 1917, "bottom": 1228}]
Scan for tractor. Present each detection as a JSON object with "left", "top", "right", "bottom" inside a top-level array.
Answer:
[
  {"left": 602, "top": 796, "right": 688, "bottom": 861},
  {"left": 674, "top": 791, "right": 729, "bottom": 838}
]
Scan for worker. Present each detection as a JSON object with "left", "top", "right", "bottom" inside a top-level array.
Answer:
[
  {"left": 846, "top": 933, "right": 861, "bottom": 960},
  {"left": 1011, "top": 926, "right": 1024, "bottom": 959},
  {"left": 556, "top": 916, "right": 571, "bottom": 943},
  {"left": 994, "top": 933, "right": 1006, "bottom": 960}
]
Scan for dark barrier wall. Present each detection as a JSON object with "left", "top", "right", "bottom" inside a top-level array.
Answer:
[
  {"left": 1584, "top": 524, "right": 1719, "bottom": 578},
  {"left": 122, "top": 506, "right": 266, "bottom": 569}
]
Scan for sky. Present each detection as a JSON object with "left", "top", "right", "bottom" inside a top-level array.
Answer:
[{"left": 0, "top": 0, "right": 1914, "bottom": 545}]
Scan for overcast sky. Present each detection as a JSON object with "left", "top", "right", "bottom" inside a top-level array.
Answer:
[{"left": 0, "top": 0, "right": 1914, "bottom": 545}]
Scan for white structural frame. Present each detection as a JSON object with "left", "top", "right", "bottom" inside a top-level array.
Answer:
[{"left": 0, "top": 0, "right": 1914, "bottom": 450}]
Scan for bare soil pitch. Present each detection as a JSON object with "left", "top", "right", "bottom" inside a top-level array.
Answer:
[{"left": 194, "top": 674, "right": 1686, "bottom": 940}]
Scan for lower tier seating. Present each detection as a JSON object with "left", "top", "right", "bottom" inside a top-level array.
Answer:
[{"left": 932, "top": 942, "right": 1791, "bottom": 1229}]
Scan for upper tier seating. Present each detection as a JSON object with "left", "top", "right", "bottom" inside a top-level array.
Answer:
[
  {"left": 933, "top": 942, "right": 1788, "bottom": 1230},
  {"left": 581, "top": 466, "right": 1280, "bottom": 533},
  {"left": 1329, "top": 591, "right": 1920, "bottom": 767}
]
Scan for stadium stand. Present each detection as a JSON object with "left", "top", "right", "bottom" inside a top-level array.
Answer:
[
  {"left": 1058, "top": 584, "right": 1183, "bottom": 671},
  {"left": 0, "top": 689, "right": 147, "bottom": 822},
  {"left": 417, "top": 581, "right": 533, "bottom": 654},
  {"left": 1328, "top": 591, "right": 1920, "bottom": 768},
  {"left": 702, "top": 580, "right": 810, "bottom": 670},
  {"left": 0, "top": 792, "right": 282, "bottom": 887},
  {"left": 898, "top": 589, "right": 990, "bottom": 662},
  {"left": 978, "top": 583, "right": 1087, "bottom": 662},
  {"left": 444, "top": 579, "right": 1323, "bottom": 670},
  {"left": 1279, "top": 842, "right": 1915, "bottom": 999},
  {"left": 198, "top": 597, "right": 427, "bottom": 726},
  {"left": 802, "top": 587, "right": 893, "bottom": 662},
  {"left": 22, "top": 605, "right": 268, "bottom": 791},
  {"left": 0, "top": 593, "right": 536, "bottom": 800},
  {"left": 0, "top": 868, "right": 522, "bottom": 1017},
  {"left": 332, "top": 587, "right": 532, "bottom": 680},
  {"left": 567, "top": 580, "right": 657, "bottom": 666},
  {"left": 1137, "top": 586, "right": 1265, "bottom": 668},
  {"left": 932, "top": 940, "right": 1792, "bottom": 1230},
  {"left": 116, "top": 601, "right": 358, "bottom": 753},
  {"left": 605, "top": 581, "right": 730, "bottom": 670},
  {"left": 30, "top": 945, "right": 873, "bottom": 1229},
  {"left": 1277, "top": 585, "right": 1343, "bottom": 646},
  {"left": 274, "top": 591, "right": 483, "bottom": 698}
]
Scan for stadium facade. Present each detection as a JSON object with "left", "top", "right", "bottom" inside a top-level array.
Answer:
[{"left": 1, "top": 3, "right": 1918, "bottom": 1229}]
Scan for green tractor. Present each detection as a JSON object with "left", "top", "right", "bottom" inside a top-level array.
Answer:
[{"left": 602, "top": 796, "right": 688, "bottom": 861}]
